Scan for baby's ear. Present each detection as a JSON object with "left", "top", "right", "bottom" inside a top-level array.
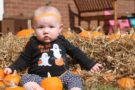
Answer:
[
  {"left": 60, "top": 24, "right": 63, "bottom": 28},
  {"left": 59, "top": 24, "right": 63, "bottom": 32}
]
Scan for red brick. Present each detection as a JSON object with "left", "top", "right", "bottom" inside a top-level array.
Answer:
[{"left": 2, "top": 0, "right": 135, "bottom": 32}]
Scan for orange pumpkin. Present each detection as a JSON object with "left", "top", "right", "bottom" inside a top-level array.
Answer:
[
  {"left": 5, "top": 86, "right": 25, "bottom": 90},
  {"left": 78, "top": 26, "right": 91, "bottom": 39},
  {"left": 107, "top": 29, "right": 121, "bottom": 42},
  {"left": 79, "top": 30, "right": 91, "bottom": 39},
  {"left": 91, "top": 31, "right": 104, "bottom": 39},
  {"left": 0, "top": 69, "right": 4, "bottom": 80},
  {"left": 117, "top": 77, "right": 135, "bottom": 89},
  {"left": 0, "top": 81, "right": 5, "bottom": 88},
  {"left": 16, "top": 29, "right": 34, "bottom": 38},
  {"left": 129, "top": 28, "right": 135, "bottom": 40},
  {"left": 40, "top": 72, "right": 63, "bottom": 90},
  {"left": 4, "top": 71, "right": 21, "bottom": 86}
]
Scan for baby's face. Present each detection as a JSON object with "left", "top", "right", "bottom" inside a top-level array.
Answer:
[{"left": 34, "top": 15, "right": 62, "bottom": 43}]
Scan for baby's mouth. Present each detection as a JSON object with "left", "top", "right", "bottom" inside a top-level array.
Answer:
[{"left": 43, "top": 36, "right": 50, "bottom": 40}]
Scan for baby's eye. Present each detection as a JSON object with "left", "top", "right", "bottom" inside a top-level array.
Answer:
[
  {"left": 37, "top": 26, "right": 44, "bottom": 29},
  {"left": 49, "top": 26, "right": 55, "bottom": 28}
]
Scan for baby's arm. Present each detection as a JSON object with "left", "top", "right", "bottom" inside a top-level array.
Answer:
[
  {"left": 59, "top": 35, "right": 103, "bottom": 71},
  {"left": 4, "top": 37, "right": 34, "bottom": 74}
]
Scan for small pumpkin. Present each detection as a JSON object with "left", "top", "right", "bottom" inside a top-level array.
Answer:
[
  {"left": 0, "top": 69, "right": 4, "bottom": 80},
  {"left": 16, "top": 29, "right": 34, "bottom": 38},
  {"left": 117, "top": 77, "right": 135, "bottom": 89},
  {"left": 0, "top": 81, "right": 5, "bottom": 88},
  {"left": 107, "top": 29, "right": 121, "bottom": 42},
  {"left": 40, "top": 72, "right": 63, "bottom": 90},
  {"left": 129, "top": 28, "right": 135, "bottom": 40},
  {"left": 5, "top": 81, "right": 24, "bottom": 90},
  {"left": 5, "top": 86, "right": 25, "bottom": 90},
  {"left": 78, "top": 27, "right": 91, "bottom": 39},
  {"left": 4, "top": 71, "right": 21, "bottom": 86},
  {"left": 79, "top": 30, "right": 91, "bottom": 39},
  {"left": 91, "top": 31, "right": 104, "bottom": 39}
]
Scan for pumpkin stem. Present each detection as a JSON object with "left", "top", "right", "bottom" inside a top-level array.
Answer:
[
  {"left": 27, "top": 19, "right": 32, "bottom": 29},
  {"left": 95, "top": 25, "right": 102, "bottom": 32},
  {"left": 10, "top": 79, "right": 17, "bottom": 88},
  {"left": 47, "top": 72, "right": 51, "bottom": 78},
  {"left": 12, "top": 70, "right": 17, "bottom": 75},
  {"left": 79, "top": 26, "right": 85, "bottom": 32}
]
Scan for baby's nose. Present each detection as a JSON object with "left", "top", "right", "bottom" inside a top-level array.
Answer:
[{"left": 43, "top": 28, "right": 50, "bottom": 33}]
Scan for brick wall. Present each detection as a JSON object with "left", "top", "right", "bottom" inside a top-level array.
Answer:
[{"left": 3, "top": 0, "right": 135, "bottom": 33}]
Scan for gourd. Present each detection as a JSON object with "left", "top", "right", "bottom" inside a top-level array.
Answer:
[
  {"left": 79, "top": 26, "right": 104, "bottom": 39},
  {"left": 79, "top": 29, "right": 91, "bottom": 39},
  {"left": 129, "top": 28, "right": 135, "bottom": 40},
  {"left": 40, "top": 72, "right": 63, "bottom": 90},
  {"left": 107, "top": 29, "right": 121, "bottom": 42},
  {"left": 91, "top": 31, "right": 104, "bottom": 39},
  {"left": 117, "top": 77, "right": 135, "bottom": 89},
  {"left": 5, "top": 81, "right": 24, "bottom": 90},
  {"left": 4, "top": 71, "right": 21, "bottom": 86},
  {"left": 16, "top": 29, "right": 34, "bottom": 38},
  {"left": 0, "top": 81, "right": 5, "bottom": 88}
]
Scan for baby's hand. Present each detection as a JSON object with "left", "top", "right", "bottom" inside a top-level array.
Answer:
[
  {"left": 90, "top": 63, "right": 103, "bottom": 73},
  {"left": 4, "top": 68, "right": 12, "bottom": 75}
]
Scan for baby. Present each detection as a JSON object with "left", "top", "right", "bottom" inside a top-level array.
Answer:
[{"left": 4, "top": 6, "right": 102, "bottom": 90}]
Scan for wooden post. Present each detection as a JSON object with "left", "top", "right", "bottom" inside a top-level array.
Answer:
[{"left": 114, "top": 0, "right": 118, "bottom": 33}]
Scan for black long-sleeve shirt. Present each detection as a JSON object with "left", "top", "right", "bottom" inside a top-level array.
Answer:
[{"left": 10, "top": 35, "right": 96, "bottom": 77}]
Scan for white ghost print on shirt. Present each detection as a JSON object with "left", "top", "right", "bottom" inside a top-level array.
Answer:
[
  {"left": 50, "top": 44, "right": 65, "bottom": 66},
  {"left": 50, "top": 44, "right": 62, "bottom": 59},
  {"left": 38, "top": 53, "right": 52, "bottom": 66}
]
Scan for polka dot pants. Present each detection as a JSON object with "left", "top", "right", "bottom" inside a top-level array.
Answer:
[
  {"left": 60, "top": 71, "right": 83, "bottom": 89},
  {"left": 19, "top": 71, "right": 83, "bottom": 89}
]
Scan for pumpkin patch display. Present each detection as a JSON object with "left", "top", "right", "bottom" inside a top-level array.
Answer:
[
  {"left": 40, "top": 72, "right": 63, "bottom": 90},
  {"left": 16, "top": 29, "right": 35, "bottom": 38}
]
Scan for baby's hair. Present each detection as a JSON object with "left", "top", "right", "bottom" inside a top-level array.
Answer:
[{"left": 32, "top": 6, "right": 61, "bottom": 25}]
